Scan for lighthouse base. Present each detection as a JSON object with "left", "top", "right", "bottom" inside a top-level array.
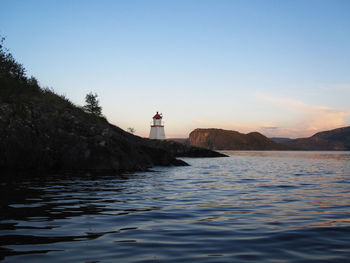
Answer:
[{"left": 149, "top": 126, "right": 166, "bottom": 140}]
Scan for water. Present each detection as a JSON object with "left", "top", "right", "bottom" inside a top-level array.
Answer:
[{"left": 1, "top": 151, "right": 350, "bottom": 262}]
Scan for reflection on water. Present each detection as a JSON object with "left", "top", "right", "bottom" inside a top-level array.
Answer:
[
  {"left": 223, "top": 150, "right": 350, "bottom": 161},
  {"left": 1, "top": 151, "right": 350, "bottom": 262}
]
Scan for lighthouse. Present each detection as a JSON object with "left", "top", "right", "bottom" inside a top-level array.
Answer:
[{"left": 149, "top": 112, "right": 166, "bottom": 140}]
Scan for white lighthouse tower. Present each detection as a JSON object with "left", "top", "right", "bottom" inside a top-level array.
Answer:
[{"left": 149, "top": 112, "right": 166, "bottom": 140}]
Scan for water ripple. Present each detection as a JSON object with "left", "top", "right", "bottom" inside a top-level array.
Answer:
[{"left": 1, "top": 151, "right": 350, "bottom": 262}]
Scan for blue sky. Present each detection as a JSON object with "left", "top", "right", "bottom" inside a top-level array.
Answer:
[{"left": 1, "top": 0, "right": 350, "bottom": 138}]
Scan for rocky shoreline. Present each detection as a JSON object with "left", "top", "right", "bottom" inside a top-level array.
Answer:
[
  {"left": 0, "top": 98, "right": 226, "bottom": 175},
  {"left": 0, "top": 40, "right": 226, "bottom": 176}
]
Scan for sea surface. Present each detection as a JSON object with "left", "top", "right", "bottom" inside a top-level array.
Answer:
[{"left": 1, "top": 151, "right": 350, "bottom": 262}]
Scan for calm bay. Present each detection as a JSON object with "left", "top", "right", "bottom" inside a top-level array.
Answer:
[{"left": 1, "top": 151, "right": 350, "bottom": 262}]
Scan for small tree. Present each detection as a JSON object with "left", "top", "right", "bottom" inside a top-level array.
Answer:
[
  {"left": 0, "top": 36, "right": 26, "bottom": 80},
  {"left": 83, "top": 92, "right": 102, "bottom": 116},
  {"left": 127, "top": 127, "right": 135, "bottom": 134}
]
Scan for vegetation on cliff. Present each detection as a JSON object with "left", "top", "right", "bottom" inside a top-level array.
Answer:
[{"left": 0, "top": 38, "right": 224, "bottom": 174}]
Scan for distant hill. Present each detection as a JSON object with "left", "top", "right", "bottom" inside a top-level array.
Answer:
[
  {"left": 269, "top": 137, "right": 293, "bottom": 143},
  {"left": 282, "top": 126, "right": 350, "bottom": 150},
  {"left": 189, "top": 128, "right": 288, "bottom": 150}
]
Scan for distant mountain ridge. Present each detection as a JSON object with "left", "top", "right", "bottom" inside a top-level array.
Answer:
[
  {"left": 188, "top": 128, "right": 288, "bottom": 150},
  {"left": 282, "top": 126, "right": 350, "bottom": 150},
  {"left": 173, "top": 126, "right": 350, "bottom": 151},
  {"left": 269, "top": 137, "right": 293, "bottom": 143}
]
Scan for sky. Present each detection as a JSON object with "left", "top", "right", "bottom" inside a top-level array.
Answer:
[{"left": 1, "top": 0, "right": 350, "bottom": 138}]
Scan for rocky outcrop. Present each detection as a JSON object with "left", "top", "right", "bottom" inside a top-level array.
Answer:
[
  {"left": 0, "top": 99, "right": 180, "bottom": 173},
  {"left": 166, "top": 138, "right": 189, "bottom": 145},
  {"left": 0, "top": 40, "right": 225, "bottom": 175},
  {"left": 189, "top": 128, "right": 288, "bottom": 150},
  {"left": 282, "top": 126, "right": 350, "bottom": 150},
  {"left": 0, "top": 91, "right": 230, "bottom": 175},
  {"left": 0, "top": 96, "right": 225, "bottom": 174},
  {"left": 149, "top": 139, "right": 227, "bottom": 157}
]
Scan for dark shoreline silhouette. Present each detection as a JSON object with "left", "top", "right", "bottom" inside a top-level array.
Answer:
[
  {"left": 0, "top": 94, "right": 226, "bottom": 175},
  {"left": 0, "top": 39, "right": 225, "bottom": 176}
]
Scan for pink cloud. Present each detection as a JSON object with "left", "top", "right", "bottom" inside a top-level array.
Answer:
[
  {"left": 254, "top": 94, "right": 350, "bottom": 138},
  {"left": 193, "top": 95, "right": 350, "bottom": 139}
]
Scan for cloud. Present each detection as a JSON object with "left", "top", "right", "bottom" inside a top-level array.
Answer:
[
  {"left": 261, "top": 126, "right": 278, "bottom": 130},
  {"left": 254, "top": 93, "right": 350, "bottom": 138},
  {"left": 194, "top": 119, "right": 284, "bottom": 137},
  {"left": 194, "top": 119, "right": 259, "bottom": 132},
  {"left": 259, "top": 122, "right": 279, "bottom": 130},
  {"left": 193, "top": 94, "right": 350, "bottom": 139}
]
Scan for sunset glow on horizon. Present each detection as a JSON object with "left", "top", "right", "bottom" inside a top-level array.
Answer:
[{"left": 2, "top": 0, "right": 350, "bottom": 139}]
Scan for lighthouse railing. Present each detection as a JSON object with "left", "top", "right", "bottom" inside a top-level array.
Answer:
[{"left": 150, "top": 120, "right": 164, "bottom": 126}]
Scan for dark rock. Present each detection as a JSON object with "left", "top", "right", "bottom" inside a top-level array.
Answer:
[
  {"left": 0, "top": 98, "right": 226, "bottom": 175},
  {"left": 147, "top": 139, "right": 227, "bottom": 157}
]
